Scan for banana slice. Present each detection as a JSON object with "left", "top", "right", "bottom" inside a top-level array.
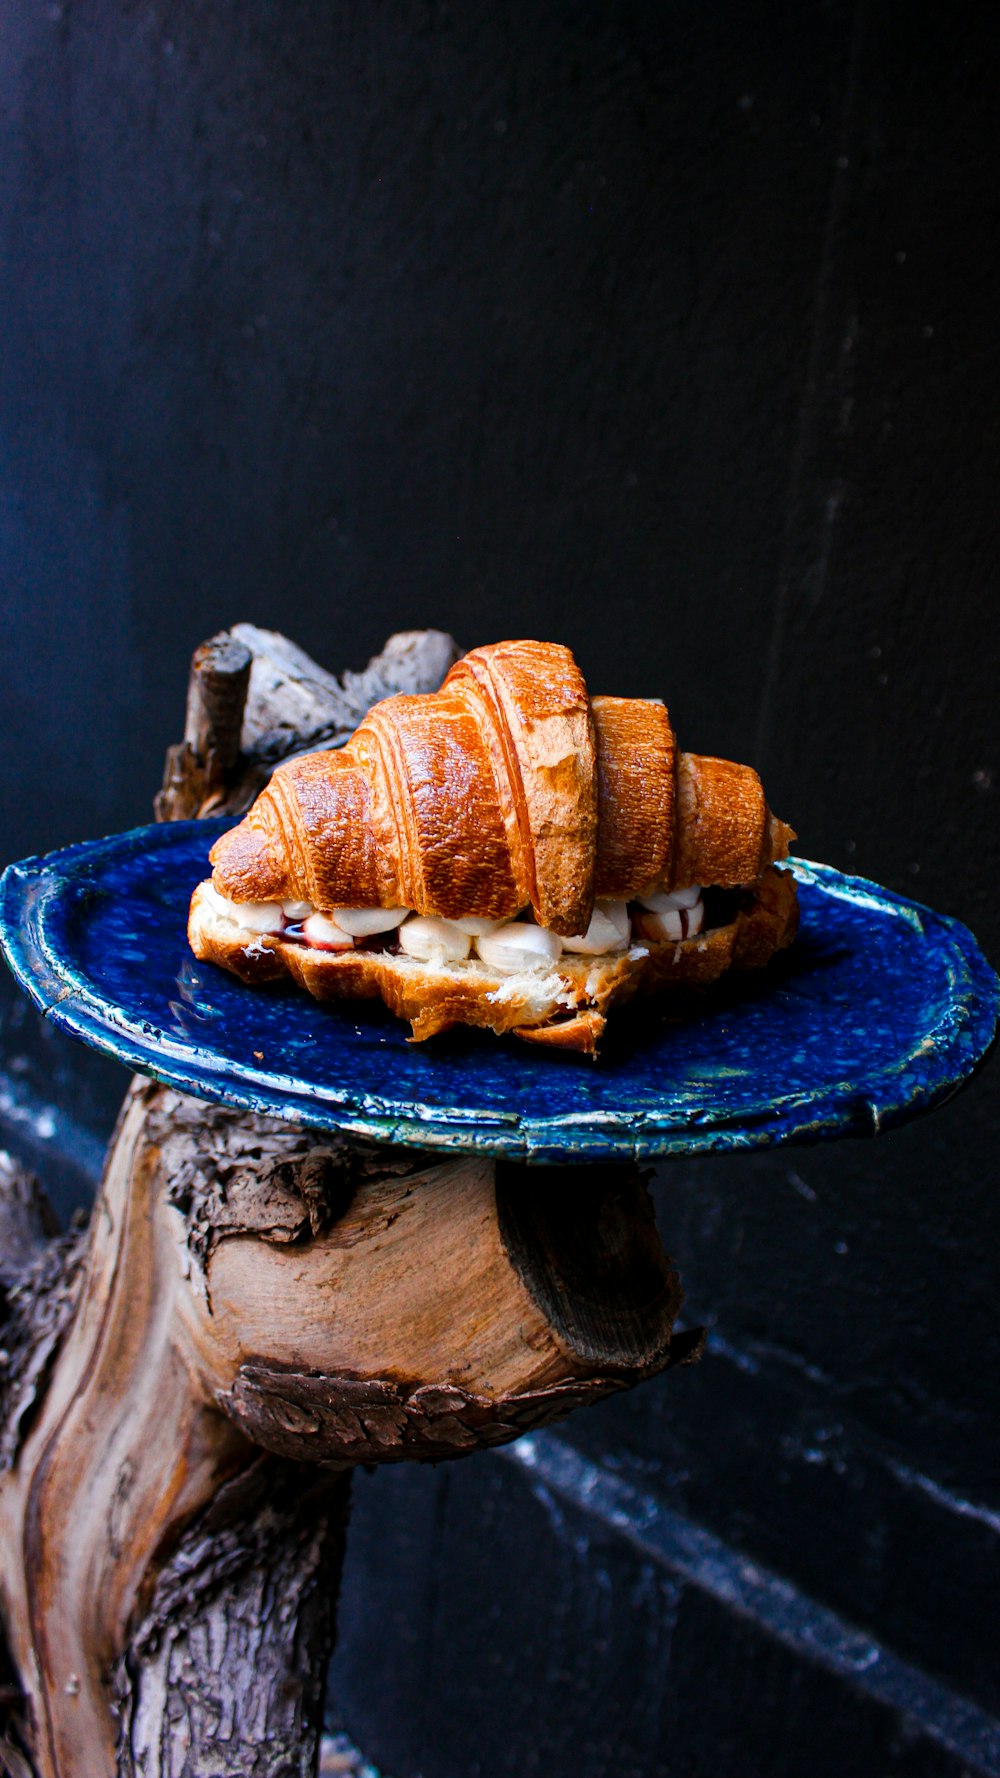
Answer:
[
  {"left": 302, "top": 912, "right": 355, "bottom": 950},
  {"left": 637, "top": 884, "right": 702, "bottom": 912},
  {"left": 328, "top": 905, "right": 409, "bottom": 937},
  {"left": 633, "top": 900, "right": 705, "bottom": 942},
  {"left": 475, "top": 923, "right": 563, "bottom": 973},
  {"left": 399, "top": 916, "right": 473, "bottom": 963},
  {"left": 561, "top": 900, "right": 630, "bottom": 956},
  {"left": 452, "top": 915, "right": 507, "bottom": 937}
]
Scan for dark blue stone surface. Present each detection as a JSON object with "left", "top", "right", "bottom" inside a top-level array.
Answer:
[{"left": 0, "top": 820, "right": 996, "bottom": 1164}]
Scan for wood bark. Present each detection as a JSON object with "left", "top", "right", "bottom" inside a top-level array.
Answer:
[
  {"left": 154, "top": 626, "right": 460, "bottom": 821},
  {"left": 0, "top": 630, "right": 698, "bottom": 1778}
]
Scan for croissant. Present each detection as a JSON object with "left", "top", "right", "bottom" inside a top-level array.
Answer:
[{"left": 188, "top": 640, "right": 797, "bottom": 1054}]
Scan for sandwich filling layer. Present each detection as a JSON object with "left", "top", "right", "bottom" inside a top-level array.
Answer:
[{"left": 197, "top": 882, "right": 714, "bottom": 971}]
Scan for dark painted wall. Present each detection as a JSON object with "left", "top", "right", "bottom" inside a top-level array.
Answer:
[{"left": 1, "top": 3, "right": 998, "bottom": 1774}]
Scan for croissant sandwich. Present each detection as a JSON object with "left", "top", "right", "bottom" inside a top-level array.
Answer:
[{"left": 188, "top": 639, "right": 798, "bottom": 1055}]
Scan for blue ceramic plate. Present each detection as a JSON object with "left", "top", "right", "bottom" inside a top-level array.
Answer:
[{"left": 1, "top": 820, "right": 996, "bottom": 1163}]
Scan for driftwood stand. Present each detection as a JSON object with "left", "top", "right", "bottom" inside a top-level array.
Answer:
[{"left": 0, "top": 629, "right": 697, "bottom": 1778}]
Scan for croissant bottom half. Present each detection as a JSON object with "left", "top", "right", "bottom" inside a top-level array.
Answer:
[{"left": 188, "top": 867, "right": 796, "bottom": 1055}]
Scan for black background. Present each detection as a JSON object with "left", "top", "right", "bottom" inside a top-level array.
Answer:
[{"left": 1, "top": 4, "right": 998, "bottom": 1774}]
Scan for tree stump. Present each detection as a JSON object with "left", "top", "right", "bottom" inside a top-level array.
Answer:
[{"left": 0, "top": 630, "right": 698, "bottom": 1778}]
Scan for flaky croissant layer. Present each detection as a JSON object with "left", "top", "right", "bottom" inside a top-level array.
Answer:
[{"left": 208, "top": 639, "right": 794, "bottom": 936}]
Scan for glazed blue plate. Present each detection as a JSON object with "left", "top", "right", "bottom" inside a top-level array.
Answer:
[{"left": 0, "top": 820, "right": 996, "bottom": 1163}]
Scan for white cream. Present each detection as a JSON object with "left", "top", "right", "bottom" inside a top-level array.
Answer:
[
  {"left": 201, "top": 883, "right": 234, "bottom": 921},
  {"left": 562, "top": 899, "right": 630, "bottom": 956},
  {"left": 232, "top": 900, "right": 285, "bottom": 933},
  {"left": 282, "top": 899, "right": 314, "bottom": 921},
  {"left": 204, "top": 884, "right": 284, "bottom": 933},
  {"left": 329, "top": 905, "right": 409, "bottom": 937},
  {"left": 398, "top": 916, "right": 473, "bottom": 963},
  {"left": 452, "top": 914, "right": 507, "bottom": 937},
  {"left": 475, "top": 923, "right": 563, "bottom": 973}
]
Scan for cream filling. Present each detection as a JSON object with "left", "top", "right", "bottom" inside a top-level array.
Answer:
[{"left": 202, "top": 882, "right": 710, "bottom": 974}]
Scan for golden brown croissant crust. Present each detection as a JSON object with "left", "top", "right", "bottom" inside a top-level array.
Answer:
[
  {"left": 191, "top": 639, "right": 797, "bottom": 1052},
  {"left": 207, "top": 640, "right": 793, "bottom": 930}
]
